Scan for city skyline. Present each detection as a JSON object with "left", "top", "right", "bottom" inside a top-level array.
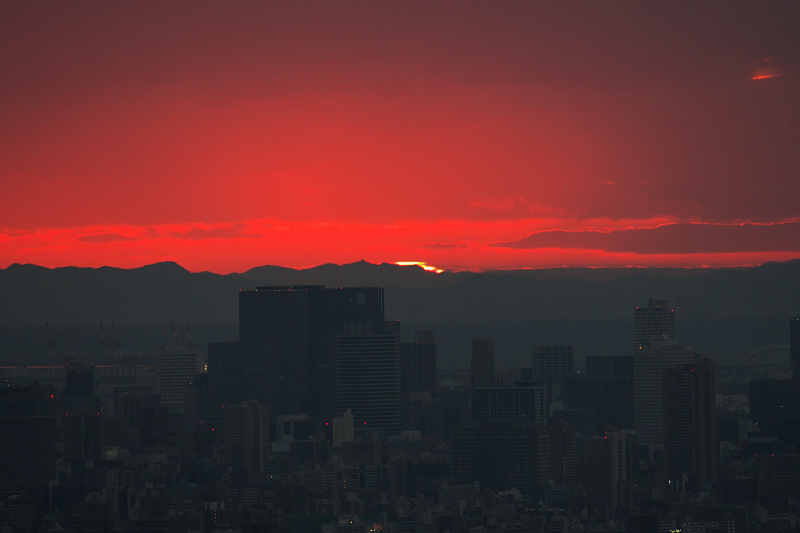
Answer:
[{"left": 2, "top": 3, "right": 800, "bottom": 532}]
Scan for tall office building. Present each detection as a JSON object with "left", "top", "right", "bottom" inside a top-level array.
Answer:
[
  {"left": 662, "top": 358, "right": 717, "bottom": 492},
  {"left": 634, "top": 298, "right": 675, "bottom": 350},
  {"left": 472, "top": 383, "right": 547, "bottom": 424},
  {"left": 0, "top": 384, "right": 56, "bottom": 486},
  {"left": 533, "top": 345, "right": 575, "bottom": 410},
  {"left": 634, "top": 342, "right": 696, "bottom": 447},
  {"left": 563, "top": 375, "right": 634, "bottom": 431},
  {"left": 64, "top": 412, "right": 102, "bottom": 464},
  {"left": 451, "top": 422, "right": 550, "bottom": 496},
  {"left": 59, "top": 358, "right": 100, "bottom": 416},
  {"left": 333, "top": 409, "right": 354, "bottom": 447},
  {"left": 791, "top": 317, "right": 800, "bottom": 379},
  {"left": 471, "top": 339, "right": 494, "bottom": 388},
  {"left": 400, "top": 330, "right": 437, "bottom": 393},
  {"left": 576, "top": 430, "right": 633, "bottom": 509},
  {"left": 239, "top": 285, "right": 384, "bottom": 418},
  {"left": 223, "top": 401, "right": 270, "bottom": 476},
  {"left": 531, "top": 346, "right": 574, "bottom": 381},
  {"left": 548, "top": 419, "right": 576, "bottom": 487},
  {"left": 586, "top": 355, "right": 634, "bottom": 378},
  {"left": 207, "top": 341, "right": 285, "bottom": 413},
  {"left": 113, "top": 387, "right": 167, "bottom": 448},
  {"left": 336, "top": 321, "right": 400, "bottom": 434},
  {"left": 65, "top": 359, "right": 94, "bottom": 396},
  {"left": 156, "top": 342, "right": 199, "bottom": 415},
  {"left": 749, "top": 379, "right": 800, "bottom": 441},
  {"left": 571, "top": 355, "right": 635, "bottom": 431}
]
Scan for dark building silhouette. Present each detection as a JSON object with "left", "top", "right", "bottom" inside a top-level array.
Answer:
[
  {"left": 65, "top": 359, "right": 94, "bottom": 396},
  {"left": 451, "top": 422, "right": 550, "bottom": 497},
  {"left": 586, "top": 355, "right": 634, "bottom": 379},
  {"left": 239, "top": 285, "right": 384, "bottom": 418},
  {"left": 634, "top": 342, "right": 696, "bottom": 447},
  {"left": 336, "top": 320, "right": 400, "bottom": 434},
  {"left": 563, "top": 375, "right": 634, "bottom": 431},
  {"left": 634, "top": 298, "right": 675, "bottom": 350},
  {"left": 64, "top": 412, "right": 102, "bottom": 464},
  {"left": 576, "top": 429, "right": 633, "bottom": 510},
  {"left": 749, "top": 379, "right": 800, "bottom": 442},
  {"left": 208, "top": 341, "right": 285, "bottom": 413},
  {"left": 0, "top": 384, "right": 57, "bottom": 486},
  {"left": 792, "top": 317, "right": 800, "bottom": 379},
  {"left": 184, "top": 373, "right": 210, "bottom": 429},
  {"left": 548, "top": 419, "right": 576, "bottom": 487},
  {"left": 531, "top": 345, "right": 574, "bottom": 381},
  {"left": 59, "top": 358, "right": 100, "bottom": 416},
  {"left": 113, "top": 387, "right": 167, "bottom": 448},
  {"left": 662, "top": 357, "right": 717, "bottom": 492},
  {"left": 532, "top": 345, "right": 575, "bottom": 409},
  {"left": 400, "top": 330, "right": 437, "bottom": 393},
  {"left": 223, "top": 401, "right": 270, "bottom": 476},
  {"left": 472, "top": 383, "right": 547, "bottom": 424},
  {"left": 471, "top": 339, "right": 494, "bottom": 388}
]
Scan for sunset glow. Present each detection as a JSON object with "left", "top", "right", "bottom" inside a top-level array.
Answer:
[
  {"left": 394, "top": 262, "right": 445, "bottom": 274},
  {"left": 1, "top": 3, "right": 799, "bottom": 273}
]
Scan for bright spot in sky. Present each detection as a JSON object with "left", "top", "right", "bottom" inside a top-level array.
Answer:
[
  {"left": 752, "top": 58, "right": 781, "bottom": 80},
  {"left": 395, "top": 261, "right": 444, "bottom": 274}
]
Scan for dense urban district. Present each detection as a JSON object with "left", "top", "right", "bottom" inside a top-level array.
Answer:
[{"left": 1, "top": 286, "right": 799, "bottom": 533}]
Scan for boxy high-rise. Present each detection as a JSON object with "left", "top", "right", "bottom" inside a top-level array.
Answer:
[{"left": 238, "top": 285, "right": 385, "bottom": 419}]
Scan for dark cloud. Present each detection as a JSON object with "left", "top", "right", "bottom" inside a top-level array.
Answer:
[
  {"left": 172, "top": 225, "right": 254, "bottom": 240},
  {"left": 493, "top": 222, "right": 800, "bottom": 254},
  {"left": 78, "top": 232, "right": 137, "bottom": 243},
  {"left": 417, "top": 242, "right": 468, "bottom": 250}
]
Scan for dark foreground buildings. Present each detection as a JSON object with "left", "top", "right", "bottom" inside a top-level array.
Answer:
[
  {"left": 5, "top": 293, "right": 800, "bottom": 533},
  {"left": 662, "top": 357, "right": 717, "bottom": 492}
]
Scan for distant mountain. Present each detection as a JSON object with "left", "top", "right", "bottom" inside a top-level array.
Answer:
[{"left": 1, "top": 260, "right": 800, "bottom": 327}]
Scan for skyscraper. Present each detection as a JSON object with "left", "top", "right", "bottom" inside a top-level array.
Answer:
[
  {"left": 59, "top": 358, "right": 100, "bottom": 416},
  {"left": 471, "top": 339, "right": 494, "bottom": 388},
  {"left": 531, "top": 346, "right": 574, "bottom": 381},
  {"left": 634, "top": 342, "right": 696, "bottom": 447},
  {"left": 451, "top": 422, "right": 550, "bottom": 497},
  {"left": 65, "top": 359, "right": 94, "bottom": 396},
  {"left": 662, "top": 358, "right": 717, "bottom": 492},
  {"left": 156, "top": 342, "right": 199, "bottom": 415},
  {"left": 472, "top": 384, "right": 547, "bottom": 424},
  {"left": 336, "top": 320, "right": 400, "bottom": 434},
  {"left": 332, "top": 409, "right": 354, "bottom": 447},
  {"left": 634, "top": 298, "right": 675, "bottom": 350},
  {"left": 548, "top": 419, "right": 576, "bottom": 487},
  {"left": 791, "top": 317, "right": 800, "bottom": 379},
  {"left": 64, "top": 412, "right": 101, "bottom": 464},
  {"left": 223, "top": 400, "right": 270, "bottom": 476},
  {"left": 576, "top": 429, "right": 633, "bottom": 509},
  {"left": 207, "top": 341, "right": 285, "bottom": 413},
  {"left": 0, "top": 384, "right": 56, "bottom": 486},
  {"left": 586, "top": 355, "right": 634, "bottom": 378},
  {"left": 400, "top": 330, "right": 437, "bottom": 393},
  {"left": 239, "top": 285, "right": 384, "bottom": 418}
]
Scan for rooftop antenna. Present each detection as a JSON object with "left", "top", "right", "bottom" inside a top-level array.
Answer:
[
  {"left": 45, "top": 321, "right": 55, "bottom": 359},
  {"left": 111, "top": 320, "right": 121, "bottom": 357},
  {"left": 185, "top": 322, "right": 198, "bottom": 350},
  {"left": 171, "top": 322, "right": 179, "bottom": 346},
  {"left": 99, "top": 321, "right": 109, "bottom": 358}
]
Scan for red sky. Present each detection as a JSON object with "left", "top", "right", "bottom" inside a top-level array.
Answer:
[{"left": 1, "top": 2, "right": 800, "bottom": 273}]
